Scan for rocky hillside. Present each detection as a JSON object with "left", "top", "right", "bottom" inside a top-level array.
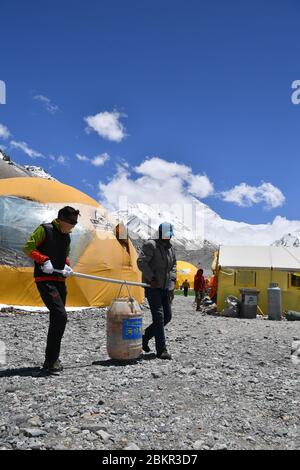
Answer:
[
  {"left": 128, "top": 229, "right": 217, "bottom": 275},
  {"left": 0, "top": 149, "right": 56, "bottom": 180},
  {"left": 174, "top": 240, "right": 217, "bottom": 274}
]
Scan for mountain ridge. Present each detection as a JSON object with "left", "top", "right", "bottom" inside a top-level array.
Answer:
[{"left": 1, "top": 149, "right": 300, "bottom": 271}]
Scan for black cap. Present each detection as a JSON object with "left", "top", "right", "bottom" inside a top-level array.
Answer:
[{"left": 58, "top": 206, "right": 80, "bottom": 224}]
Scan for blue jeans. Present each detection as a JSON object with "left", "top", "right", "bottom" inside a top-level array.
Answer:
[{"left": 144, "top": 288, "right": 172, "bottom": 354}]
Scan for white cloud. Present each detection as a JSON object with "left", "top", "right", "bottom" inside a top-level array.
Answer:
[
  {"left": 120, "top": 159, "right": 130, "bottom": 169},
  {"left": 135, "top": 157, "right": 190, "bottom": 180},
  {"left": 134, "top": 158, "right": 214, "bottom": 198},
  {"left": 221, "top": 182, "right": 285, "bottom": 209},
  {"left": 33, "top": 94, "right": 60, "bottom": 114},
  {"left": 258, "top": 182, "right": 285, "bottom": 209},
  {"left": 187, "top": 174, "right": 214, "bottom": 198},
  {"left": 48, "top": 154, "right": 69, "bottom": 166},
  {"left": 76, "top": 153, "right": 90, "bottom": 162},
  {"left": 97, "top": 157, "right": 300, "bottom": 246},
  {"left": 10, "top": 140, "right": 44, "bottom": 158},
  {"left": 57, "top": 155, "right": 69, "bottom": 166},
  {"left": 82, "top": 179, "right": 95, "bottom": 190},
  {"left": 76, "top": 152, "right": 110, "bottom": 166},
  {"left": 84, "top": 110, "right": 127, "bottom": 142},
  {"left": 0, "top": 124, "right": 11, "bottom": 140},
  {"left": 98, "top": 156, "right": 285, "bottom": 231},
  {"left": 91, "top": 153, "right": 110, "bottom": 166},
  {"left": 98, "top": 157, "right": 214, "bottom": 212}
]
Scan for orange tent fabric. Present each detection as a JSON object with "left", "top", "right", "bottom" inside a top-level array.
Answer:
[{"left": 0, "top": 177, "right": 143, "bottom": 307}]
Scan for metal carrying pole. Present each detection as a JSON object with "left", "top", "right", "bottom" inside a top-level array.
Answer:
[{"left": 53, "top": 270, "right": 150, "bottom": 288}]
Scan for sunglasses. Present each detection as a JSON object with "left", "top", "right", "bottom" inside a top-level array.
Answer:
[{"left": 61, "top": 219, "right": 78, "bottom": 226}]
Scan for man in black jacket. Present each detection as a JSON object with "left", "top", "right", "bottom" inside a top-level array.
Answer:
[
  {"left": 24, "top": 206, "right": 79, "bottom": 374},
  {"left": 137, "top": 222, "right": 176, "bottom": 360}
]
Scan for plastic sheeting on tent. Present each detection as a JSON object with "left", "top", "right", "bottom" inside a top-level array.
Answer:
[
  {"left": 176, "top": 260, "right": 198, "bottom": 289},
  {"left": 0, "top": 177, "right": 143, "bottom": 307}
]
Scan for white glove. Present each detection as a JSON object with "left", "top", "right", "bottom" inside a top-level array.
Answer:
[
  {"left": 62, "top": 264, "right": 73, "bottom": 278},
  {"left": 41, "top": 260, "right": 54, "bottom": 274}
]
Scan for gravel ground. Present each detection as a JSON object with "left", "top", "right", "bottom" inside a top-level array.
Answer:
[{"left": 1, "top": 295, "right": 300, "bottom": 451}]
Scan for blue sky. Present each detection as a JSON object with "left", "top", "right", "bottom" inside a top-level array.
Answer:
[{"left": 0, "top": 0, "right": 300, "bottom": 224}]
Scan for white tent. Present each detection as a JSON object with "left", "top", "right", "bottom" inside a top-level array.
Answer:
[{"left": 218, "top": 246, "right": 300, "bottom": 272}]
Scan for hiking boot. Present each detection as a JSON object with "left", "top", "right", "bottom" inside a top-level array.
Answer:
[
  {"left": 157, "top": 350, "right": 172, "bottom": 360},
  {"left": 42, "top": 359, "right": 63, "bottom": 374},
  {"left": 142, "top": 336, "right": 150, "bottom": 353}
]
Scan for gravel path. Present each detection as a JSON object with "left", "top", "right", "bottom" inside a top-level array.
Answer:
[{"left": 1, "top": 295, "right": 300, "bottom": 450}]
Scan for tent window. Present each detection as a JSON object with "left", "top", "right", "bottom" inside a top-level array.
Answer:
[
  {"left": 234, "top": 270, "right": 256, "bottom": 287},
  {"left": 290, "top": 273, "right": 300, "bottom": 288}
]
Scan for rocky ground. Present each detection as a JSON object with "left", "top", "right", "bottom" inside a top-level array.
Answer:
[{"left": 1, "top": 295, "right": 300, "bottom": 451}]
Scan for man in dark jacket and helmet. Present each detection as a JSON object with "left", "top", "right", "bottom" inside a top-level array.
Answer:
[{"left": 137, "top": 222, "right": 176, "bottom": 360}]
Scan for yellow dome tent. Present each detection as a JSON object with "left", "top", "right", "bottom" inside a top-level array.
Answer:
[
  {"left": 176, "top": 260, "right": 198, "bottom": 289},
  {"left": 0, "top": 177, "right": 143, "bottom": 307}
]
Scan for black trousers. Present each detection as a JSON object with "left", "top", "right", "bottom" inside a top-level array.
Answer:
[
  {"left": 144, "top": 288, "right": 172, "bottom": 354},
  {"left": 184, "top": 288, "right": 188, "bottom": 297},
  {"left": 195, "top": 291, "right": 204, "bottom": 309},
  {"left": 168, "top": 289, "right": 175, "bottom": 304},
  {"left": 36, "top": 282, "right": 67, "bottom": 365}
]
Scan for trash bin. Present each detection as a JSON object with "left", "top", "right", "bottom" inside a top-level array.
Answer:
[{"left": 239, "top": 288, "right": 260, "bottom": 319}]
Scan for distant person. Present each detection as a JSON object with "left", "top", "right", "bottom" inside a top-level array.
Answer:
[
  {"left": 194, "top": 269, "right": 206, "bottom": 311},
  {"left": 181, "top": 279, "right": 190, "bottom": 297},
  {"left": 137, "top": 222, "right": 176, "bottom": 360},
  {"left": 208, "top": 274, "right": 218, "bottom": 304},
  {"left": 24, "top": 206, "right": 80, "bottom": 375}
]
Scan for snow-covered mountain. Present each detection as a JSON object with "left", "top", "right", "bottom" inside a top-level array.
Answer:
[
  {"left": 115, "top": 202, "right": 206, "bottom": 250},
  {"left": 23, "top": 165, "right": 57, "bottom": 180},
  {"left": 272, "top": 232, "right": 300, "bottom": 247},
  {"left": 2, "top": 149, "right": 300, "bottom": 251},
  {"left": 113, "top": 203, "right": 218, "bottom": 273},
  {"left": 113, "top": 201, "right": 300, "bottom": 248},
  {"left": 0, "top": 150, "right": 9, "bottom": 161},
  {"left": 0, "top": 149, "right": 56, "bottom": 180}
]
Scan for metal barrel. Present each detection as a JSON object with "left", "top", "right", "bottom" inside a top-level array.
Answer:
[{"left": 267, "top": 283, "right": 282, "bottom": 321}]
